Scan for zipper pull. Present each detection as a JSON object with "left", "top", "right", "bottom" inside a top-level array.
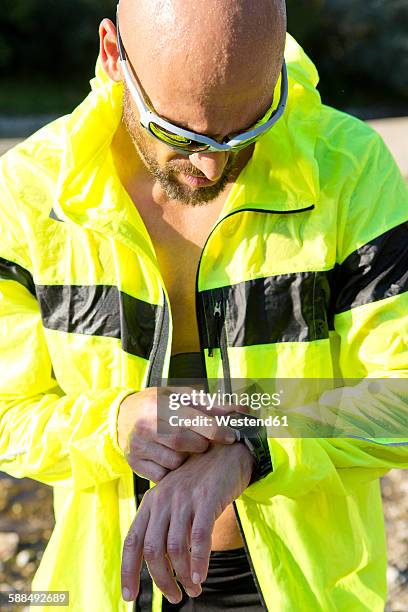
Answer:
[
  {"left": 208, "top": 299, "right": 222, "bottom": 357},
  {"left": 214, "top": 300, "right": 222, "bottom": 317},
  {"left": 212, "top": 298, "right": 224, "bottom": 356}
]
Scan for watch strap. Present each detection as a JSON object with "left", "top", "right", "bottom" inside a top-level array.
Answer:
[{"left": 229, "top": 412, "right": 273, "bottom": 484}]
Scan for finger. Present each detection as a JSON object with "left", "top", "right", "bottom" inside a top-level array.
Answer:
[
  {"left": 139, "top": 441, "right": 188, "bottom": 471},
  {"left": 167, "top": 508, "right": 202, "bottom": 598},
  {"left": 165, "top": 384, "right": 251, "bottom": 416},
  {"left": 157, "top": 428, "right": 210, "bottom": 454},
  {"left": 161, "top": 404, "right": 237, "bottom": 445},
  {"left": 190, "top": 510, "right": 214, "bottom": 587},
  {"left": 143, "top": 508, "right": 182, "bottom": 604},
  {"left": 183, "top": 411, "right": 237, "bottom": 445},
  {"left": 121, "top": 504, "right": 150, "bottom": 602},
  {"left": 131, "top": 459, "right": 169, "bottom": 483}
]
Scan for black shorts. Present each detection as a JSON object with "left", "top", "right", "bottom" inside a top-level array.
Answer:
[{"left": 136, "top": 547, "right": 263, "bottom": 611}]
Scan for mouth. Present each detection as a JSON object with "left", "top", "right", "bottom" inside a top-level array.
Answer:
[{"left": 179, "top": 173, "right": 217, "bottom": 188}]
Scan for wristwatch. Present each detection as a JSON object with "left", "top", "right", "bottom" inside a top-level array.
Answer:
[{"left": 228, "top": 412, "right": 273, "bottom": 485}]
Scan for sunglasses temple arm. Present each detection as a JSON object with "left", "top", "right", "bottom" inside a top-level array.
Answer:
[
  {"left": 279, "top": 61, "right": 289, "bottom": 112},
  {"left": 116, "top": 11, "right": 154, "bottom": 126}
]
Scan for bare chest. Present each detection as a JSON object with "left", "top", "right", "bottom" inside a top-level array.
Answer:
[
  {"left": 158, "top": 240, "right": 202, "bottom": 354},
  {"left": 142, "top": 204, "right": 222, "bottom": 354}
]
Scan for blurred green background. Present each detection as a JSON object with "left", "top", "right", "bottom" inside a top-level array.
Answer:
[{"left": 0, "top": 0, "right": 407, "bottom": 119}]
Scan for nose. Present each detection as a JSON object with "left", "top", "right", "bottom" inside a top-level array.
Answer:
[{"left": 188, "top": 151, "right": 228, "bottom": 182}]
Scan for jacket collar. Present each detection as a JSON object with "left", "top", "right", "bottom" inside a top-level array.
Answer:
[
  {"left": 53, "top": 60, "right": 158, "bottom": 259},
  {"left": 53, "top": 34, "right": 321, "bottom": 252},
  {"left": 222, "top": 34, "right": 321, "bottom": 217}
]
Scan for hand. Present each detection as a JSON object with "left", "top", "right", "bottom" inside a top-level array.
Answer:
[
  {"left": 120, "top": 441, "right": 254, "bottom": 604},
  {"left": 117, "top": 387, "right": 237, "bottom": 482}
]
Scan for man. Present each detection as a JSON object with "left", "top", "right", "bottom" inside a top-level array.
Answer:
[{"left": 0, "top": 0, "right": 407, "bottom": 610}]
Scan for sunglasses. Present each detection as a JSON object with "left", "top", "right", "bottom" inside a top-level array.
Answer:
[{"left": 115, "top": 7, "right": 288, "bottom": 156}]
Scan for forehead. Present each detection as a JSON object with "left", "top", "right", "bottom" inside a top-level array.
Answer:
[
  {"left": 125, "top": 41, "right": 275, "bottom": 137},
  {"left": 118, "top": 0, "right": 280, "bottom": 135}
]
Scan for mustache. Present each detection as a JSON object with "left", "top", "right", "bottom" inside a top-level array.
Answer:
[
  {"left": 167, "top": 164, "right": 207, "bottom": 178},
  {"left": 167, "top": 154, "right": 235, "bottom": 179}
]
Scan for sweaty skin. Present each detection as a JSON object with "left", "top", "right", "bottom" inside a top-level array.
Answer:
[
  {"left": 99, "top": 0, "right": 286, "bottom": 603},
  {"left": 118, "top": 0, "right": 286, "bottom": 145}
]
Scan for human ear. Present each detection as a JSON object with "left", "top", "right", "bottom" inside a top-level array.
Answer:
[{"left": 99, "top": 18, "right": 122, "bottom": 82}]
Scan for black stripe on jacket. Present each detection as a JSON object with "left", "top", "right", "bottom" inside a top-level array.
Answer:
[
  {"left": 36, "top": 284, "right": 160, "bottom": 360},
  {"left": 1, "top": 220, "right": 406, "bottom": 353},
  {"left": 0, "top": 256, "right": 36, "bottom": 296},
  {"left": 200, "top": 271, "right": 331, "bottom": 349},
  {"left": 329, "top": 220, "right": 408, "bottom": 316}
]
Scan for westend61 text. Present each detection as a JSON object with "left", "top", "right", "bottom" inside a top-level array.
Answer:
[
  {"left": 168, "top": 414, "right": 289, "bottom": 428},
  {"left": 168, "top": 389, "right": 283, "bottom": 410}
]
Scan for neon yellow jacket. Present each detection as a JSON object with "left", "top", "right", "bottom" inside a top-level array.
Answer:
[{"left": 1, "top": 34, "right": 407, "bottom": 612}]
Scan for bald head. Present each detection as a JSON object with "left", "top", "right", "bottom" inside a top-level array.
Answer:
[{"left": 118, "top": 0, "right": 286, "bottom": 135}]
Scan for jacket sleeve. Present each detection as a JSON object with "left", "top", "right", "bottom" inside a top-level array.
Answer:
[
  {"left": 0, "top": 146, "right": 140, "bottom": 491},
  {"left": 0, "top": 272, "right": 136, "bottom": 490},
  {"left": 243, "top": 127, "right": 408, "bottom": 502}
]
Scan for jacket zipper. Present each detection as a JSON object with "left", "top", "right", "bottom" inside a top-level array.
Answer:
[
  {"left": 233, "top": 502, "right": 268, "bottom": 611},
  {"left": 211, "top": 291, "right": 265, "bottom": 608},
  {"left": 195, "top": 203, "right": 314, "bottom": 383},
  {"left": 213, "top": 294, "right": 232, "bottom": 394},
  {"left": 146, "top": 290, "right": 169, "bottom": 387},
  {"left": 194, "top": 204, "right": 314, "bottom": 610},
  {"left": 133, "top": 290, "right": 170, "bottom": 612}
]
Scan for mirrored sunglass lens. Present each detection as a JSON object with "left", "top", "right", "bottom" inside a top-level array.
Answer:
[{"left": 149, "top": 123, "right": 208, "bottom": 152}]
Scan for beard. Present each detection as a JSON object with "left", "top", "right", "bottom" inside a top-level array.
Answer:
[{"left": 122, "top": 87, "right": 239, "bottom": 206}]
